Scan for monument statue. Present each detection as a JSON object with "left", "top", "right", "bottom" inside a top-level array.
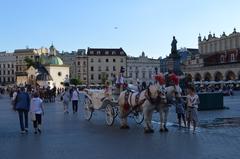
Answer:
[{"left": 171, "top": 36, "right": 177, "bottom": 55}]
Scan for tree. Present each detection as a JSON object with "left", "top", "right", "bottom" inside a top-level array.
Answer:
[
  {"left": 24, "top": 57, "right": 35, "bottom": 67},
  {"left": 101, "top": 72, "right": 108, "bottom": 85},
  {"left": 70, "top": 78, "right": 82, "bottom": 85}
]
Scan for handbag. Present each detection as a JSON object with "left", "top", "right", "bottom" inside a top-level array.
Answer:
[{"left": 30, "top": 112, "right": 36, "bottom": 121}]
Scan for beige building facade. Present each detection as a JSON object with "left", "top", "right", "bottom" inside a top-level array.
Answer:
[
  {"left": 183, "top": 28, "right": 240, "bottom": 81},
  {"left": 75, "top": 52, "right": 88, "bottom": 84},
  {"left": 87, "top": 48, "right": 127, "bottom": 85},
  {"left": 59, "top": 49, "right": 87, "bottom": 84},
  {"left": 14, "top": 47, "right": 48, "bottom": 73},
  {"left": 0, "top": 52, "right": 16, "bottom": 84},
  {"left": 127, "top": 52, "right": 160, "bottom": 84}
]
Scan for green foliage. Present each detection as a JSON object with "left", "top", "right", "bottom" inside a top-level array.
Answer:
[
  {"left": 101, "top": 72, "right": 108, "bottom": 85},
  {"left": 70, "top": 78, "right": 82, "bottom": 85},
  {"left": 24, "top": 57, "right": 35, "bottom": 67}
]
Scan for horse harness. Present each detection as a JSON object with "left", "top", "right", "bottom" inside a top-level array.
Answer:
[
  {"left": 145, "top": 87, "right": 162, "bottom": 105},
  {"left": 123, "top": 90, "right": 145, "bottom": 111}
]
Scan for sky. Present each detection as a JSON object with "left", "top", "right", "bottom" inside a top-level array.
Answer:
[{"left": 1, "top": 0, "right": 240, "bottom": 58}]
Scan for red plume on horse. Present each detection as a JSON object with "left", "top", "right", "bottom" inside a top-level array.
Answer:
[
  {"left": 169, "top": 73, "right": 179, "bottom": 85},
  {"left": 154, "top": 73, "right": 165, "bottom": 85}
]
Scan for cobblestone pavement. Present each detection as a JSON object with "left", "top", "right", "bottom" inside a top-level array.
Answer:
[{"left": 0, "top": 93, "right": 240, "bottom": 159}]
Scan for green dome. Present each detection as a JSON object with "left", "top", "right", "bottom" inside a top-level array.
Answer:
[
  {"left": 40, "top": 55, "right": 63, "bottom": 65},
  {"left": 48, "top": 55, "right": 63, "bottom": 65}
]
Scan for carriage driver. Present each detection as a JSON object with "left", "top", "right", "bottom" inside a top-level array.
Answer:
[{"left": 104, "top": 81, "right": 112, "bottom": 100}]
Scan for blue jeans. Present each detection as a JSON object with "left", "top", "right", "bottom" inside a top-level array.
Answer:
[
  {"left": 17, "top": 109, "right": 29, "bottom": 131},
  {"left": 72, "top": 100, "right": 78, "bottom": 113}
]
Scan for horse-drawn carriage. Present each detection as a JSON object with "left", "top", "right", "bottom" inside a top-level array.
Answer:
[
  {"left": 83, "top": 87, "right": 144, "bottom": 126},
  {"left": 84, "top": 73, "right": 182, "bottom": 133}
]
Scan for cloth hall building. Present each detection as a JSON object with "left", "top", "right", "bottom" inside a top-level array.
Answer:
[{"left": 183, "top": 28, "right": 240, "bottom": 82}]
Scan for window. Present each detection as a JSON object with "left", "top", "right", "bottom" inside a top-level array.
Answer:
[
  {"left": 90, "top": 51, "right": 94, "bottom": 55},
  {"left": 136, "top": 72, "right": 138, "bottom": 79},
  {"left": 142, "top": 72, "right": 145, "bottom": 78},
  {"left": 3, "top": 64, "right": 5, "bottom": 68},
  {"left": 8, "top": 64, "right": 10, "bottom": 68},
  {"left": 112, "top": 51, "right": 116, "bottom": 55},
  {"left": 97, "top": 51, "right": 101, "bottom": 55},
  {"left": 149, "top": 72, "right": 152, "bottom": 78},
  {"left": 98, "top": 59, "right": 101, "bottom": 62},
  {"left": 91, "top": 74, "right": 94, "bottom": 80},
  {"left": 98, "top": 74, "right": 101, "bottom": 80},
  {"left": 8, "top": 70, "right": 10, "bottom": 75},
  {"left": 196, "top": 59, "right": 199, "bottom": 64},
  {"left": 113, "top": 66, "right": 116, "bottom": 71},
  {"left": 129, "top": 66, "right": 132, "bottom": 70},
  {"left": 58, "top": 72, "right": 62, "bottom": 76},
  {"left": 78, "top": 61, "right": 80, "bottom": 65},
  {"left": 12, "top": 64, "right": 14, "bottom": 68},
  {"left": 83, "top": 61, "right": 86, "bottom": 66},
  {"left": 106, "top": 66, "right": 109, "bottom": 71},
  {"left": 120, "top": 58, "right": 123, "bottom": 63},
  {"left": 3, "top": 70, "right": 5, "bottom": 75},
  {"left": 106, "top": 59, "right": 109, "bottom": 62},
  {"left": 129, "top": 72, "right": 132, "bottom": 77},
  {"left": 113, "top": 59, "right": 116, "bottom": 62},
  {"left": 230, "top": 54, "right": 235, "bottom": 62},
  {"left": 105, "top": 51, "right": 109, "bottom": 55},
  {"left": 91, "top": 58, "right": 94, "bottom": 62},
  {"left": 0, "top": 70, "right": 1, "bottom": 75},
  {"left": 98, "top": 66, "right": 101, "bottom": 71},
  {"left": 8, "top": 77, "right": 10, "bottom": 82},
  {"left": 91, "top": 66, "right": 94, "bottom": 71},
  {"left": 220, "top": 55, "right": 225, "bottom": 63},
  {"left": 12, "top": 77, "right": 14, "bottom": 82}
]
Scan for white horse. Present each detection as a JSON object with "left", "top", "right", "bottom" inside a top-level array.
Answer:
[
  {"left": 118, "top": 84, "right": 161, "bottom": 129},
  {"left": 142, "top": 83, "right": 167, "bottom": 133},
  {"left": 141, "top": 83, "right": 182, "bottom": 133},
  {"left": 158, "top": 84, "right": 182, "bottom": 132}
]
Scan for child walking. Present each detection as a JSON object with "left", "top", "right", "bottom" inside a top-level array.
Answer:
[
  {"left": 30, "top": 92, "right": 44, "bottom": 134},
  {"left": 61, "top": 88, "right": 71, "bottom": 114},
  {"left": 186, "top": 86, "right": 200, "bottom": 134},
  {"left": 174, "top": 92, "right": 186, "bottom": 128}
]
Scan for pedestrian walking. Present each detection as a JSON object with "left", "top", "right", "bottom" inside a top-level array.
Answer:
[
  {"left": 174, "top": 92, "right": 186, "bottom": 128},
  {"left": 30, "top": 92, "right": 44, "bottom": 134},
  {"left": 15, "top": 87, "right": 30, "bottom": 134},
  {"left": 61, "top": 88, "right": 71, "bottom": 114},
  {"left": 186, "top": 86, "right": 200, "bottom": 134},
  {"left": 71, "top": 87, "right": 79, "bottom": 114}
]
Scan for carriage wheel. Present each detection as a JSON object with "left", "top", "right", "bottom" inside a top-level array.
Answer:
[
  {"left": 133, "top": 110, "right": 144, "bottom": 124},
  {"left": 84, "top": 98, "right": 93, "bottom": 121},
  {"left": 105, "top": 104, "right": 115, "bottom": 126}
]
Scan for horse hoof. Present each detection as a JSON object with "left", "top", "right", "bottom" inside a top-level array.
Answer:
[
  {"left": 159, "top": 128, "right": 165, "bottom": 132},
  {"left": 144, "top": 129, "right": 151, "bottom": 134},
  {"left": 163, "top": 125, "right": 169, "bottom": 132},
  {"left": 120, "top": 125, "right": 130, "bottom": 129},
  {"left": 144, "top": 128, "right": 154, "bottom": 134},
  {"left": 125, "top": 125, "right": 130, "bottom": 129}
]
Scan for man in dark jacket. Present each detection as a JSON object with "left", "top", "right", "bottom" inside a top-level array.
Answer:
[{"left": 15, "top": 87, "right": 30, "bottom": 134}]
